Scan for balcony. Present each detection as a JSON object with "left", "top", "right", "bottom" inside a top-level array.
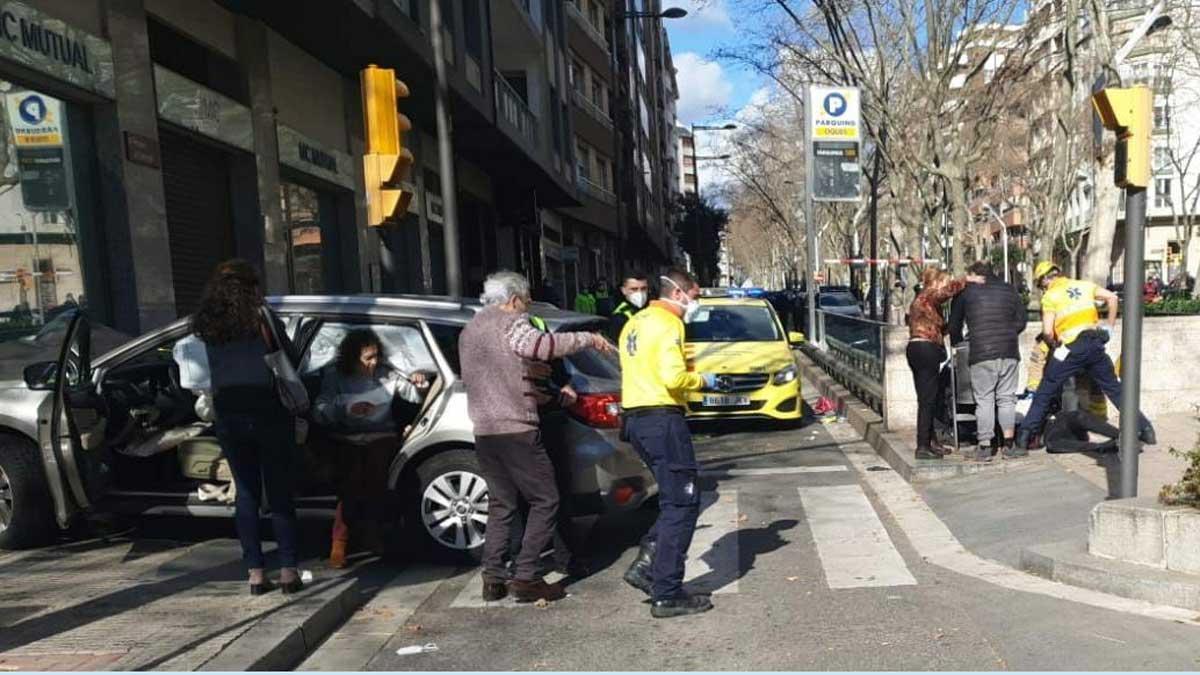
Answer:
[
  {"left": 566, "top": 1, "right": 610, "bottom": 55},
  {"left": 577, "top": 173, "right": 616, "bottom": 205},
  {"left": 495, "top": 70, "right": 539, "bottom": 151},
  {"left": 572, "top": 88, "right": 613, "bottom": 130}
]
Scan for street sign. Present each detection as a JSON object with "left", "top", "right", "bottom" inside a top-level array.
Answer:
[
  {"left": 806, "top": 85, "right": 862, "bottom": 202},
  {"left": 4, "top": 91, "right": 72, "bottom": 212}
]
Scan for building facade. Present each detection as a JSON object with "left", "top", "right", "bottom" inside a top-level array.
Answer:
[{"left": 0, "top": 0, "right": 683, "bottom": 339}]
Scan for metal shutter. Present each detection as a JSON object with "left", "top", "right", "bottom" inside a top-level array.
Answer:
[{"left": 159, "top": 129, "right": 235, "bottom": 317}]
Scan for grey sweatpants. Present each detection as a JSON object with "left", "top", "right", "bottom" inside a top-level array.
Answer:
[{"left": 970, "top": 358, "right": 1020, "bottom": 445}]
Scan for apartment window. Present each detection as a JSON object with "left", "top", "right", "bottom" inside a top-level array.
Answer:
[
  {"left": 592, "top": 79, "right": 606, "bottom": 113},
  {"left": 1154, "top": 146, "right": 1172, "bottom": 173},
  {"left": 589, "top": 2, "right": 603, "bottom": 32},
  {"left": 576, "top": 142, "right": 591, "bottom": 180},
  {"left": 1156, "top": 178, "right": 1173, "bottom": 208},
  {"left": 551, "top": 85, "right": 562, "bottom": 155},
  {"left": 597, "top": 157, "right": 611, "bottom": 190},
  {"left": 1154, "top": 104, "right": 1170, "bottom": 130},
  {"left": 463, "top": 0, "right": 483, "bottom": 58},
  {"left": 569, "top": 60, "right": 583, "bottom": 92}
]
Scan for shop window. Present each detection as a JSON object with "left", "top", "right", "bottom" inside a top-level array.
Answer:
[
  {"left": 280, "top": 183, "right": 325, "bottom": 294},
  {"left": 0, "top": 84, "right": 91, "bottom": 339}
]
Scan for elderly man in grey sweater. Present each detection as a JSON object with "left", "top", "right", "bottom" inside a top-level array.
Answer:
[{"left": 459, "top": 271, "right": 613, "bottom": 604}]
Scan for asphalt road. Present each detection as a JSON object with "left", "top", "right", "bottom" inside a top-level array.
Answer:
[{"left": 347, "top": 410, "right": 1200, "bottom": 671}]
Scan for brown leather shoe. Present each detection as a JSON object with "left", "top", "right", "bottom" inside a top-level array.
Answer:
[
  {"left": 482, "top": 576, "right": 508, "bottom": 602},
  {"left": 510, "top": 578, "right": 566, "bottom": 603}
]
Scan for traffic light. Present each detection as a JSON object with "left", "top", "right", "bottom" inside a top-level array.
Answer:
[
  {"left": 1092, "top": 86, "right": 1152, "bottom": 189},
  {"left": 15, "top": 268, "right": 31, "bottom": 291},
  {"left": 360, "top": 64, "right": 415, "bottom": 226}
]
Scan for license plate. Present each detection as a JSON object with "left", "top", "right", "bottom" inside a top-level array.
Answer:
[{"left": 702, "top": 395, "right": 751, "bottom": 407}]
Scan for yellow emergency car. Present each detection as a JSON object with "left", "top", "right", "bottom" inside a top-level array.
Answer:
[{"left": 682, "top": 296, "right": 804, "bottom": 421}]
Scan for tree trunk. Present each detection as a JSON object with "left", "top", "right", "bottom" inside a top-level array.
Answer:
[{"left": 1083, "top": 153, "right": 1120, "bottom": 285}]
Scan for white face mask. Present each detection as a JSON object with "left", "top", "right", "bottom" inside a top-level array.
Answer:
[
  {"left": 627, "top": 290, "right": 647, "bottom": 308},
  {"left": 660, "top": 276, "right": 700, "bottom": 323}
]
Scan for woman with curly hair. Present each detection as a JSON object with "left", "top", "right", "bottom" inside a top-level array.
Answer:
[
  {"left": 193, "top": 259, "right": 302, "bottom": 595},
  {"left": 313, "top": 329, "right": 430, "bottom": 568}
]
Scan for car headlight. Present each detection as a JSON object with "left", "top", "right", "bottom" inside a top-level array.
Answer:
[{"left": 773, "top": 365, "right": 797, "bottom": 385}]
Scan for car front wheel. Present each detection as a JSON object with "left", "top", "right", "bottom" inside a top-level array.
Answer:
[
  {"left": 0, "top": 435, "right": 56, "bottom": 550},
  {"left": 408, "top": 449, "right": 488, "bottom": 561}
]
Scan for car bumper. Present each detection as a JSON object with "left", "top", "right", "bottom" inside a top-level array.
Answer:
[
  {"left": 684, "top": 379, "right": 803, "bottom": 420},
  {"left": 562, "top": 420, "right": 656, "bottom": 516}
]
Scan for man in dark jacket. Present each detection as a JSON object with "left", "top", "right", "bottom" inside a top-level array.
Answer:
[{"left": 948, "top": 261, "right": 1027, "bottom": 461}]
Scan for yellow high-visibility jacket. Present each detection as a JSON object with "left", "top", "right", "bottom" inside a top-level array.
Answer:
[
  {"left": 1041, "top": 277, "right": 1101, "bottom": 345},
  {"left": 618, "top": 301, "right": 704, "bottom": 409}
]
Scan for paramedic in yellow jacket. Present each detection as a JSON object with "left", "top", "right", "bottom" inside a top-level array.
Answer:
[
  {"left": 1014, "top": 262, "right": 1156, "bottom": 451},
  {"left": 618, "top": 269, "right": 718, "bottom": 619}
]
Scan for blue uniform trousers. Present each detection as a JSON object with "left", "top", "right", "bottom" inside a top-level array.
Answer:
[
  {"left": 626, "top": 410, "right": 700, "bottom": 601},
  {"left": 1019, "top": 331, "right": 1152, "bottom": 436}
]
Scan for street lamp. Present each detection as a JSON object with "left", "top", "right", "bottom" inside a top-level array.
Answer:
[
  {"left": 618, "top": 7, "right": 689, "bottom": 19},
  {"left": 690, "top": 123, "right": 737, "bottom": 200},
  {"left": 981, "top": 203, "right": 1011, "bottom": 284}
]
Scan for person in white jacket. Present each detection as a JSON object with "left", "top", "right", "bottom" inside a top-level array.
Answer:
[{"left": 313, "top": 329, "right": 431, "bottom": 567}]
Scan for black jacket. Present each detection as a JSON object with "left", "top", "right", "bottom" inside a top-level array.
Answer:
[{"left": 948, "top": 276, "right": 1026, "bottom": 364}]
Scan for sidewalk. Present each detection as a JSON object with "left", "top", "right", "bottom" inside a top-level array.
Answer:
[
  {"left": 795, "top": 353, "right": 1200, "bottom": 612},
  {"left": 0, "top": 525, "right": 392, "bottom": 671}
]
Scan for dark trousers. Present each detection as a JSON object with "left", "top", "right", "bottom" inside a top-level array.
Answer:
[
  {"left": 509, "top": 413, "right": 577, "bottom": 568},
  {"left": 214, "top": 412, "right": 299, "bottom": 569},
  {"left": 1045, "top": 410, "right": 1119, "bottom": 454},
  {"left": 906, "top": 341, "right": 947, "bottom": 448},
  {"left": 627, "top": 411, "right": 700, "bottom": 601},
  {"left": 1020, "top": 332, "right": 1152, "bottom": 436},
  {"left": 476, "top": 430, "right": 559, "bottom": 582}
]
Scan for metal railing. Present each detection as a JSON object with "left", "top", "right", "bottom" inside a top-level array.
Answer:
[
  {"left": 572, "top": 88, "right": 613, "bottom": 129},
  {"left": 494, "top": 70, "right": 538, "bottom": 147},
  {"left": 576, "top": 173, "right": 616, "bottom": 205},
  {"left": 804, "top": 310, "right": 886, "bottom": 412},
  {"left": 566, "top": 1, "right": 611, "bottom": 53}
]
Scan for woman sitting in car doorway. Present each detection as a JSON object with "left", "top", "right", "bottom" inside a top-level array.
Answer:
[{"left": 313, "top": 329, "right": 433, "bottom": 568}]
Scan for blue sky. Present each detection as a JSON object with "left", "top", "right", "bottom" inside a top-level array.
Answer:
[{"left": 663, "top": 0, "right": 766, "bottom": 126}]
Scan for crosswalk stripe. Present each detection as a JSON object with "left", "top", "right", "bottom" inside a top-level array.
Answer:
[
  {"left": 798, "top": 484, "right": 917, "bottom": 589},
  {"left": 698, "top": 465, "right": 848, "bottom": 477},
  {"left": 450, "top": 569, "right": 568, "bottom": 609},
  {"left": 683, "top": 490, "right": 741, "bottom": 595}
]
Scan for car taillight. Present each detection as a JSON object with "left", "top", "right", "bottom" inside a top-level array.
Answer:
[{"left": 569, "top": 392, "right": 621, "bottom": 428}]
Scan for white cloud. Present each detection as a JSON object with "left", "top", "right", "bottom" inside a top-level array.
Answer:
[
  {"left": 674, "top": 52, "right": 735, "bottom": 123},
  {"left": 670, "top": 0, "right": 734, "bottom": 32}
]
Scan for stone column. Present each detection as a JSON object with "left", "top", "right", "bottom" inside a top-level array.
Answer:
[
  {"left": 99, "top": 0, "right": 176, "bottom": 332},
  {"left": 234, "top": 15, "right": 288, "bottom": 294}
]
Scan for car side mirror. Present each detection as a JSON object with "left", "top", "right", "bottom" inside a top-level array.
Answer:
[
  {"left": 23, "top": 361, "right": 57, "bottom": 390},
  {"left": 788, "top": 331, "right": 805, "bottom": 346}
]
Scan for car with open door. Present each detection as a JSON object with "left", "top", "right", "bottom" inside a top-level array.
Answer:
[{"left": 0, "top": 296, "right": 654, "bottom": 561}]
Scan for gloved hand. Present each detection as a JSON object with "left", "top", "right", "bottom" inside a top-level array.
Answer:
[{"left": 702, "top": 373, "right": 719, "bottom": 390}]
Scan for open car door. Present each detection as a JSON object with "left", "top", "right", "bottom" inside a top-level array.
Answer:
[{"left": 45, "top": 312, "right": 108, "bottom": 524}]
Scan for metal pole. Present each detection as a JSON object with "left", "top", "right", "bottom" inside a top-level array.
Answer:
[
  {"left": 29, "top": 215, "right": 43, "bottom": 325},
  {"left": 1002, "top": 219, "right": 1010, "bottom": 284},
  {"left": 430, "top": 0, "right": 462, "bottom": 297},
  {"left": 1119, "top": 186, "right": 1146, "bottom": 498}
]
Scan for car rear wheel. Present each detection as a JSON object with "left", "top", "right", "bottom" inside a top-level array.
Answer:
[
  {"left": 0, "top": 435, "right": 56, "bottom": 550},
  {"left": 407, "top": 449, "right": 488, "bottom": 562}
]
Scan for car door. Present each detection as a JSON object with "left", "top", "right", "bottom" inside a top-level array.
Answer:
[{"left": 40, "top": 312, "right": 108, "bottom": 525}]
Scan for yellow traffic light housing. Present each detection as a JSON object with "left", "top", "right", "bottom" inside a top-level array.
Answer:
[
  {"left": 360, "top": 64, "right": 415, "bottom": 226},
  {"left": 1092, "top": 86, "right": 1152, "bottom": 189}
]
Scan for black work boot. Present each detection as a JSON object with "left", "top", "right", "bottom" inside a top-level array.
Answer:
[
  {"left": 623, "top": 541, "right": 655, "bottom": 595},
  {"left": 650, "top": 593, "right": 714, "bottom": 619},
  {"left": 915, "top": 445, "right": 941, "bottom": 460},
  {"left": 482, "top": 575, "right": 509, "bottom": 602},
  {"left": 1138, "top": 426, "right": 1157, "bottom": 446}
]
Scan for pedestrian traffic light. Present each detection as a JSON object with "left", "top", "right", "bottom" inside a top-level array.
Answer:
[
  {"left": 1091, "top": 86, "right": 1152, "bottom": 189},
  {"left": 360, "top": 64, "right": 415, "bottom": 227},
  {"left": 15, "top": 268, "right": 31, "bottom": 291}
]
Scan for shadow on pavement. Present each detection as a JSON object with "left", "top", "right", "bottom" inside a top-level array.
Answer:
[{"left": 686, "top": 519, "right": 798, "bottom": 595}]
